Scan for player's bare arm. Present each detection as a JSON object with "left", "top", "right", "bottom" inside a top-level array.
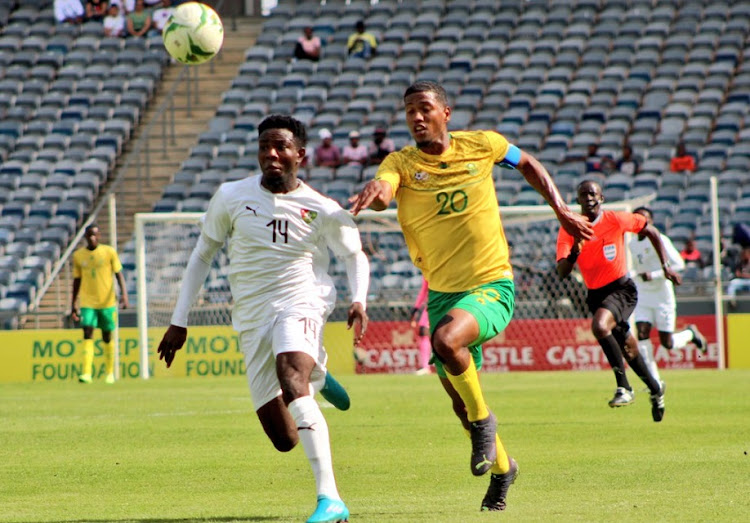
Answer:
[
  {"left": 347, "top": 302, "right": 368, "bottom": 346},
  {"left": 157, "top": 325, "right": 187, "bottom": 368},
  {"left": 641, "top": 224, "right": 682, "bottom": 285},
  {"left": 516, "top": 151, "right": 594, "bottom": 241},
  {"left": 116, "top": 271, "right": 129, "bottom": 309},
  {"left": 349, "top": 179, "right": 392, "bottom": 215},
  {"left": 70, "top": 277, "right": 81, "bottom": 321}
]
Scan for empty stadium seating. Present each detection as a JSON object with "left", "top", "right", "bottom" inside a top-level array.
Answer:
[{"left": 3, "top": 0, "right": 750, "bottom": 326}]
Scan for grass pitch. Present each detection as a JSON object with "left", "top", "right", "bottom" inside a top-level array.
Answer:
[{"left": 1, "top": 369, "right": 748, "bottom": 522}]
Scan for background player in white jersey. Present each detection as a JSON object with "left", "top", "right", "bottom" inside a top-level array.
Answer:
[
  {"left": 157, "top": 115, "right": 369, "bottom": 523},
  {"left": 630, "top": 207, "right": 707, "bottom": 384}
]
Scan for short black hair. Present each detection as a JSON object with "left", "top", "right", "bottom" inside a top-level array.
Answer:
[
  {"left": 633, "top": 206, "right": 652, "bottom": 218},
  {"left": 85, "top": 224, "right": 98, "bottom": 235},
  {"left": 258, "top": 114, "right": 307, "bottom": 147},
  {"left": 404, "top": 80, "right": 449, "bottom": 106},
  {"left": 576, "top": 179, "right": 602, "bottom": 191}
]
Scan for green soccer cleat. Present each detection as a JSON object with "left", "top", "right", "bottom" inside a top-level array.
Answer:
[
  {"left": 78, "top": 374, "right": 92, "bottom": 384},
  {"left": 306, "top": 495, "right": 349, "bottom": 523},
  {"left": 320, "top": 373, "right": 350, "bottom": 411}
]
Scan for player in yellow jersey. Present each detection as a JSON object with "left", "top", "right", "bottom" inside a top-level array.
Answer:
[
  {"left": 71, "top": 224, "right": 129, "bottom": 384},
  {"left": 350, "top": 81, "right": 594, "bottom": 512}
]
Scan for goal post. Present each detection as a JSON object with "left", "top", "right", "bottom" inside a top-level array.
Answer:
[{"left": 135, "top": 212, "right": 204, "bottom": 379}]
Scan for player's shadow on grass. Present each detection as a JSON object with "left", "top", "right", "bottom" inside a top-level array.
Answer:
[{"left": 56, "top": 517, "right": 290, "bottom": 522}]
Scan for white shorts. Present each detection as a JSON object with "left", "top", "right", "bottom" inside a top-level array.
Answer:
[
  {"left": 240, "top": 308, "right": 328, "bottom": 411},
  {"left": 634, "top": 299, "right": 676, "bottom": 333}
]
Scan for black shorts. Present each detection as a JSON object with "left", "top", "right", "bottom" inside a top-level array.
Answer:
[{"left": 586, "top": 276, "right": 638, "bottom": 336}]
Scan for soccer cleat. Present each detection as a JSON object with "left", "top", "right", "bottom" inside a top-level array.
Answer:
[
  {"left": 105, "top": 373, "right": 115, "bottom": 384},
  {"left": 481, "top": 457, "right": 519, "bottom": 512},
  {"left": 650, "top": 381, "right": 666, "bottom": 422},
  {"left": 688, "top": 324, "right": 707, "bottom": 354},
  {"left": 78, "top": 374, "right": 92, "bottom": 384},
  {"left": 608, "top": 387, "right": 634, "bottom": 408},
  {"left": 306, "top": 495, "right": 349, "bottom": 523},
  {"left": 414, "top": 367, "right": 431, "bottom": 376},
  {"left": 319, "top": 373, "right": 350, "bottom": 411},
  {"left": 469, "top": 411, "right": 497, "bottom": 476}
]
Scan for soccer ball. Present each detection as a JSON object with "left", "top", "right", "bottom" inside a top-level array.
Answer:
[{"left": 162, "top": 2, "right": 224, "bottom": 65}]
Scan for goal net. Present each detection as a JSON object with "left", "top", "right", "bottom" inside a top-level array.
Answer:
[{"left": 135, "top": 196, "right": 652, "bottom": 376}]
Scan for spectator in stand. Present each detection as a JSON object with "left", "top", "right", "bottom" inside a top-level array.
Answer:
[
  {"left": 347, "top": 20, "right": 377, "bottom": 59},
  {"left": 85, "top": 0, "right": 108, "bottom": 21},
  {"left": 55, "top": 0, "right": 85, "bottom": 24},
  {"left": 680, "top": 238, "right": 705, "bottom": 270},
  {"left": 670, "top": 142, "right": 696, "bottom": 173},
  {"left": 584, "top": 143, "right": 604, "bottom": 173},
  {"left": 313, "top": 128, "right": 341, "bottom": 168},
  {"left": 126, "top": 0, "right": 152, "bottom": 37},
  {"left": 727, "top": 246, "right": 750, "bottom": 308},
  {"left": 616, "top": 143, "right": 640, "bottom": 176},
  {"left": 103, "top": 3, "right": 125, "bottom": 36},
  {"left": 151, "top": 0, "right": 174, "bottom": 32},
  {"left": 294, "top": 26, "right": 322, "bottom": 62},
  {"left": 367, "top": 127, "right": 395, "bottom": 165},
  {"left": 341, "top": 130, "right": 369, "bottom": 167}
]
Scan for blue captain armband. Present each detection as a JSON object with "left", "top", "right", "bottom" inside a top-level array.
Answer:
[{"left": 500, "top": 144, "right": 522, "bottom": 168}]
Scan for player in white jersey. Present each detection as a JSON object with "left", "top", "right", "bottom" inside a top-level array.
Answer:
[
  {"left": 629, "top": 207, "right": 707, "bottom": 383},
  {"left": 157, "top": 115, "right": 369, "bottom": 523}
]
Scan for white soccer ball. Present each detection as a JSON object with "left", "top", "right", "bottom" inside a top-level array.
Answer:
[{"left": 162, "top": 2, "right": 224, "bottom": 65}]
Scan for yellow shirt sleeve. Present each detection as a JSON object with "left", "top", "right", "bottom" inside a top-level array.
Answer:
[
  {"left": 484, "top": 131, "right": 511, "bottom": 163},
  {"left": 374, "top": 153, "right": 402, "bottom": 195}
]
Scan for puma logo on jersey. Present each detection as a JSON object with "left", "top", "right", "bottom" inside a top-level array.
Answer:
[{"left": 245, "top": 205, "right": 257, "bottom": 216}]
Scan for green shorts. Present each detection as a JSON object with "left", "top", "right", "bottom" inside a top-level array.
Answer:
[
  {"left": 427, "top": 279, "right": 515, "bottom": 378},
  {"left": 80, "top": 306, "right": 118, "bottom": 332}
]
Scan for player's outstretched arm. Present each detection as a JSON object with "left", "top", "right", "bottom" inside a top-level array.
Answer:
[
  {"left": 349, "top": 179, "right": 393, "bottom": 215},
  {"left": 158, "top": 325, "right": 187, "bottom": 368},
  {"left": 516, "top": 151, "right": 594, "bottom": 241}
]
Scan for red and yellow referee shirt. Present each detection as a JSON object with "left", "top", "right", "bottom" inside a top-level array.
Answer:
[{"left": 556, "top": 210, "right": 647, "bottom": 290}]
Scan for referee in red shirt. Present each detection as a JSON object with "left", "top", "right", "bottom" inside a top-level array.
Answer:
[{"left": 556, "top": 180, "right": 682, "bottom": 422}]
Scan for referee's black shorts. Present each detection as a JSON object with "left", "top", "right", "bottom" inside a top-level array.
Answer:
[{"left": 586, "top": 276, "right": 638, "bottom": 336}]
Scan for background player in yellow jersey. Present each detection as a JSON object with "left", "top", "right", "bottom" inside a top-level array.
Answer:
[
  {"left": 350, "top": 81, "right": 594, "bottom": 512},
  {"left": 71, "top": 224, "right": 129, "bottom": 384}
]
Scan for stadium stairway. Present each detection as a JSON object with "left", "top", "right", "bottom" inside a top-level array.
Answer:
[{"left": 26, "top": 17, "right": 263, "bottom": 330}]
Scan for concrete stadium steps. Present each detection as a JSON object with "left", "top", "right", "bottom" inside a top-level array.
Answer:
[{"left": 27, "top": 17, "right": 262, "bottom": 329}]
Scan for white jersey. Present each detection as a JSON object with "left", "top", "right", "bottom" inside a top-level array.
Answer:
[
  {"left": 629, "top": 233, "right": 684, "bottom": 305},
  {"left": 201, "top": 175, "right": 363, "bottom": 331}
]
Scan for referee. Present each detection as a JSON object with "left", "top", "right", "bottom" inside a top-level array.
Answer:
[{"left": 556, "top": 180, "right": 681, "bottom": 422}]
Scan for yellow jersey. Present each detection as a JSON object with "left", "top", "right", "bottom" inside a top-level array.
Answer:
[
  {"left": 375, "top": 130, "right": 514, "bottom": 292},
  {"left": 72, "top": 244, "right": 123, "bottom": 308}
]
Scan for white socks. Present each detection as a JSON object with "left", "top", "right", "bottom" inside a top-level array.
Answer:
[
  {"left": 288, "top": 396, "right": 340, "bottom": 500},
  {"left": 637, "top": 339, "right": 661, "bottom": 383},
  {"left": 672, "top": 329, "right": 694, "bottom": 350}
]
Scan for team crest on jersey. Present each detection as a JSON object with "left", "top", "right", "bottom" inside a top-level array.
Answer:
[
  {"left": 414, "top": 171, "right": 428, "bottom": 181},
  {"left": 603, "top": 244, "right": 616, "bottom": 261},
  {"left": 300, "top": 208, "right": 318, "bottom": 224},
  {"left": 466, "top": 162, "right": 478, "bottom": 175}
]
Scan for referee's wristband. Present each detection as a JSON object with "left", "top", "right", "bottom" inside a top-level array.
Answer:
[{"left": 566, "top": 250, "right": 580, "bottom": 264}]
